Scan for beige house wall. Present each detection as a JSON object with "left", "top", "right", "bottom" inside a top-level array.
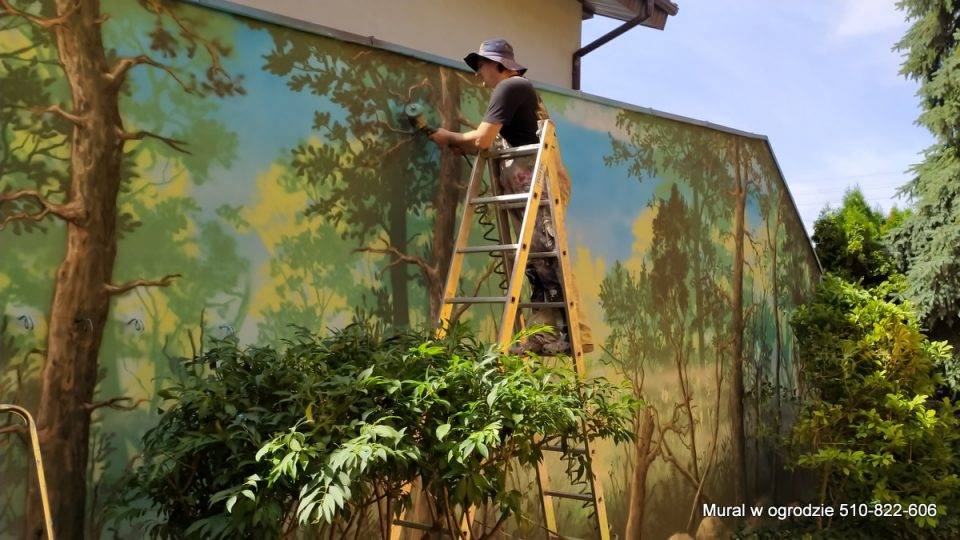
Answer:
[{"left": 229, "top": 0, "right": 583, "bottom": 88}]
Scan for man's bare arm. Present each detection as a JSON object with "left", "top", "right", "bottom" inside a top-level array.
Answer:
[{"left": 430, "top": 122, "right": 501, "bottom": 153}]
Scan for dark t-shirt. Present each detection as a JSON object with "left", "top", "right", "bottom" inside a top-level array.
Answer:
[{"left": 482, "top": 76, "right": 540, "bottom": 147}]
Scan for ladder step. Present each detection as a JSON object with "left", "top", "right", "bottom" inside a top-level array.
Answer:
[
  {"left": 457, "top": 243, "right": 519, "bottom": 253},
  {"left": 446, "top": 296, "right": 508, "bottom": 304},
  {"left": 486, "top": 143, "right": 540, "bottom": 159},
  {"left": 393, "top": 519, "right": 453, "bottom": 536},
  {"left": 470, "top": 193, "right": 529, "bottom": 205},
  {"left": 393, "top": 519, "right": 434, "bottom": 532},
  {"left": 543, "top": 444, "right": 587, "bottom": 455},
  {"left": 501, "top": 200, "right": 549, "bottom": 210},
  {"left": 519, "top": 301, "right": 565, "bottom": 309},
  {"left": 528, "top": 250, "right": 559, "bottom": 259},
  {"left": 543, "top": 490, "right": 595, "bottom": 503}
]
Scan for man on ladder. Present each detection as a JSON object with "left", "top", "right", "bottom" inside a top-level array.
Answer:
[{"left": 428, "top": 38, "right": 594, "bottom": 356}]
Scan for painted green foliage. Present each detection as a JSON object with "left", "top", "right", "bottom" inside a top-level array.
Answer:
[
  {"left": 600, "top": 112, "right": 819, "bottom": 538},
  {"left": 1, "top": 0, "right": 249, "bottom": 535},
  {"left": 0, "top": 0, "right": 819, "bottom": 537}
]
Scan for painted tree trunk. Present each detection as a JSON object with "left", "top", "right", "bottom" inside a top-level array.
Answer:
[
  {"left": 770, "top": 215, "right": 782, "bottom": 502},
  {"left": 692, "top": 190, "right": 706, "bottom": 361},
  {"left": 26, "top": 0, "right": 123, "bottom": 536},
  {"left": 729, "top": 140, "right": 748, "bottom": 506},
  {"left": 426, "top": 69, "right": 463, "bottom": 322},
  {"left": 624, "top": 406, "right": 656, "bottom": 540},
  {"left": 752, "top": 305, "right": 762, "bottom": 498},
  {"left": 388, "top": 188, "right": 410, "bottom": 327}
]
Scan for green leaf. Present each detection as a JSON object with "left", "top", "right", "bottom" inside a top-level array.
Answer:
[
  {"left": 486, "top": 386, "right": 499, "bottom": 408},
  {"left": 226, "top": 494, "right": 238, "bottom": 513},
  {"left": 255, "top": 443, "right": 273, "bottom": 462}
]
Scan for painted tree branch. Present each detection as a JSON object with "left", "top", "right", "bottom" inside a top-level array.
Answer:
[
  {"left": 0, "top": 206, "right": 50, "bottom": 229},
  {"left": 0, "top": 423, "right": 26, "bottom": 436},
  {"left": 83, "top": 396, "right": 147, "bottom": 414},
  {"left": 105, "top": 54, "right": 194, "bottom": 93},
  {"left": 29, "top": 104, "right": 86, "bottom": 126},
  {"left": 452, "top": 261, "right": 497, "bottom": 323},
  {"left": 655, "top": 409, "right": 715, "bottom": 506},
  {"left": 0, "top": 189, "right": 83, "bottom": 229},
  {"left": 0, "top": 0, "right": 78, "bottom": 28},
  {"left": 116, "top": 128, "right": 191, "bottom": 154},
  {"left": 104, "top": 273, "right": 181, "bottom": 297},
  {"left": 143, "top": 0, "right": 234, "bottom": 85},
  {"left": 355, "top": 239, "right": 435, "bottom": 280}
]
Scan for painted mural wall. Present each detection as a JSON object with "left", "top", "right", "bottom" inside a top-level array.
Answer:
[{"left": 0, "top": 0, "right": 820, "bottom": 537}]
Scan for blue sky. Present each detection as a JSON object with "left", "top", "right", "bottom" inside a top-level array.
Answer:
[{"left": 579, "top": 0, "right": 932, "bottom": 232}]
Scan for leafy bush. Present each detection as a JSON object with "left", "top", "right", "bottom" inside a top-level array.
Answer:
[
  {"left": 783, "top": 275, "right": 960, "bottom": 538},
  {"left": 110, "top": 322, "right": 637, "bottom": 538},
  {"left": 811, "top": 189, "right": 902, "bottom": 287}
]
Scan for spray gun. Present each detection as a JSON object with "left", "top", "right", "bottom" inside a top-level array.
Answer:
[
  {"left": 404, "top": 101, "right": 474, "bottom": 168},
  {"left": 404, "top": 102, "right": 436, "bottom": 136}
]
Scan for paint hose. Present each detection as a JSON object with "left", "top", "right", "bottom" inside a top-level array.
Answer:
[{"left": 404, "top": 101, "right": 507, "bottom": 291}]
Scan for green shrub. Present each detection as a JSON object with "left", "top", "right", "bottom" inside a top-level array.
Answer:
[
  {"left": 783, "top": 274, "right": 960, "bottom": 538},
  {"left": 109, "top": 322, "right": 637, "bottom": 538}
]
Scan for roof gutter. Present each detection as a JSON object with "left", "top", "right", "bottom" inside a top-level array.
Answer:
[
  {"left": 572, "top": 8, "right": 652, "bottom": 90},
  {"left": 574, "top": 0, "right": 680, "bottom": 90}
]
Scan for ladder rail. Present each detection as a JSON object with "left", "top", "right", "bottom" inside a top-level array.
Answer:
[
  {"left": 436, "top": 153, "right": 489, "bottom": 338},
  {"left": 540, "top": 127, "right": 611, "bottom": 539},
  {"left": 494, "top": 127, "right": 551, "bottom": 350},
  {"left": 488, "top": 156, "right": 526, "bottom": 336},
  {"left": 1, "top": 404, "right": 55, "bottom": 540}
]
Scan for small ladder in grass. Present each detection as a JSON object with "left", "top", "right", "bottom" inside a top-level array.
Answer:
[{"left": 389, "top": 120, "right": 611, "bottom": 540}]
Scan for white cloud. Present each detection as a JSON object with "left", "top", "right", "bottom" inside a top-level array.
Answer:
[{"left": 832, "top": 0, "right": 905, "bottom": 39}]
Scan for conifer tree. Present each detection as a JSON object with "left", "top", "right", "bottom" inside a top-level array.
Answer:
[{"left": 888, "top": 0, "right": 960, "bottom": 346}]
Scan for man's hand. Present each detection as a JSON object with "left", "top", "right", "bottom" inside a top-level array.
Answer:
[{"left": 429, "top": 128, "right": 453, "bottom": 147}]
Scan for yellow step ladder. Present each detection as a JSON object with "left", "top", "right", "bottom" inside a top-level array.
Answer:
[{"left": 391, "top": 120, "right": 610, "bottom": 540}]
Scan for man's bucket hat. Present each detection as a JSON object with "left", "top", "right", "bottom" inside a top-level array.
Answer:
[{"left": 464, "top": 39, "right": 527, "bottom": 75}]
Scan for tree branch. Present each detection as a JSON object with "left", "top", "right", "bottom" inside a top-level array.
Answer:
[
  {"left": 104, "top": 273, "right": 181, "bottom": 297},
  {"left": 0, "top": 188, "right": 83, "bottom": 229},
  {"left": 32, "top": 104, "right": 86, "bottom": 126},
  {"left": 355, "top": 239, "right": 434, "bottom": 279},
  {"left": 0, "top": 206, "right": 50, "bottom": 230},
  {"left": 0, "top": 424, "right": 26, "bottom": 436},
  {"left": 105, "top": 54, "right": 194, "bottom": 93},
  {"left": 83, "top": 397, "right": 147, "bottom": 414},
  {"left": 452, "top": 262, "right": 497, "bottom": 323},
  {"left": 144, "top": 0, "right": 235, "bottom": 87},
  {"left": 0, "top": 0, "right": 78, "bottom": 29},
  {"left": 116, "top": 127, "right": 191, "bottom": 154}
]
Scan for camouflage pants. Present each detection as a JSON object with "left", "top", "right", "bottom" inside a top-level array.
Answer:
[{"left": 496, "top": 153, "right": 594, "bottom": 352}]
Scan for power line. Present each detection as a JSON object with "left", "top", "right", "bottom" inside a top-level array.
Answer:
[
  {"left": 795, "top": 197, "right": 904, "bottom": 208},
  {"left": 789, "top": 184, "right": 907, "bottom": 196},
  {"left": 788, "top": 169, "right": 909, "bottom": 181}
]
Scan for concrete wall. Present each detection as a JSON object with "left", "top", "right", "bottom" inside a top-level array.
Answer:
[{"left": 229, "top": 0, "right": 583, "bottom": 87}]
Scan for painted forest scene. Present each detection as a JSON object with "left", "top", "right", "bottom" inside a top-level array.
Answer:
[{"left": 3, "top": 0, "right": 960, "bottom": 539}]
